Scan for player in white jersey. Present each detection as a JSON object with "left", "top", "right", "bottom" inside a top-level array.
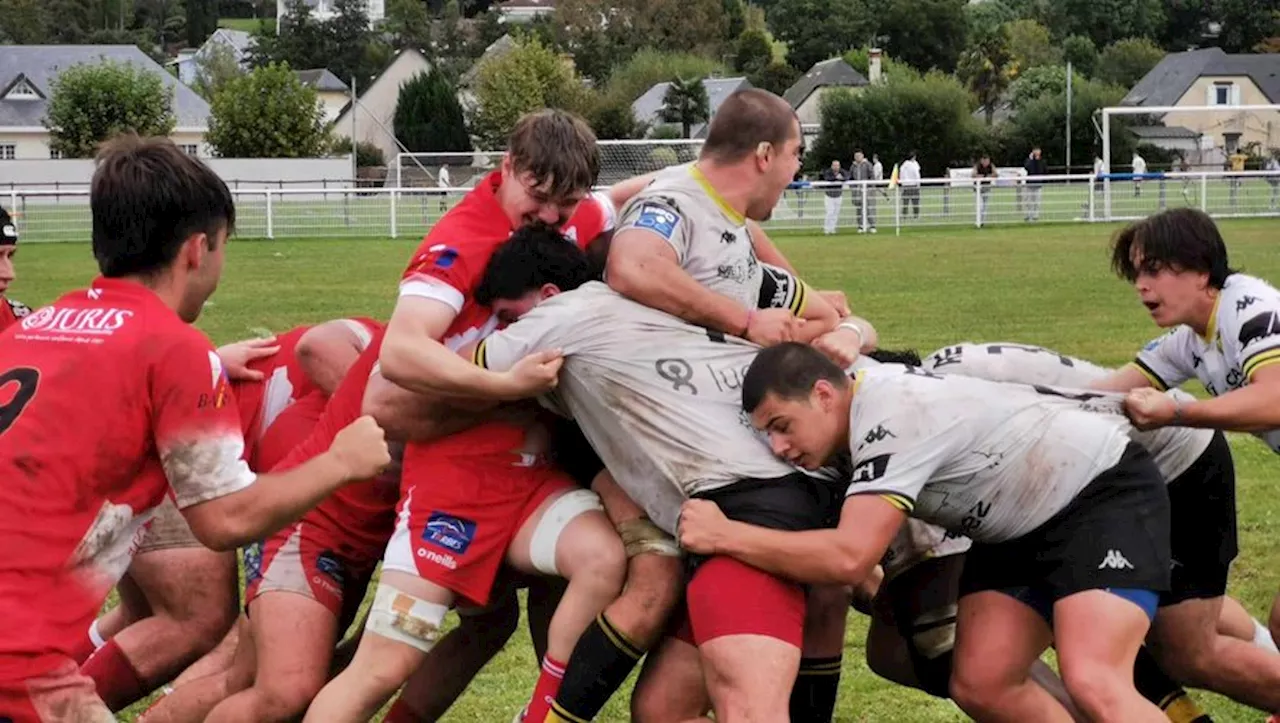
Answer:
[
  {"left": 680, "top": 343, "right": 1175, "bottom": 723},
  {"left": 1093, "top": 207, "right": 1280, "bottom": 660}
]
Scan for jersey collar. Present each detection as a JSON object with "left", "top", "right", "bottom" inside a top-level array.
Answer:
[
  {"left": 690, "top": 164, "right": 746, "bottom": 226},
  {"left": 1198, "top": 291, "right": 1222, "bottom": 344}
]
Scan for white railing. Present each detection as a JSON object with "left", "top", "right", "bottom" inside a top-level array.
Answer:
[{"left": 6, "top": 171, "right": 1280, "bottom": 243}]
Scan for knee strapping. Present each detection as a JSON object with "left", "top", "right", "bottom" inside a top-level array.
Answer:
[
  {"left": 365, "top": 583, "right": 448, "bottom": 654},
  {"left": 909, "top": 603, "right": 957, "bottom": 660},
  {"left": 617, "top": 518, "right": 681, "bottom": 559},
  {"left": 530, "top": 489, "right": 605, "bottom": 575}
]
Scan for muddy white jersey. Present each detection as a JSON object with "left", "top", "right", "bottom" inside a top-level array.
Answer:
[
  {"left": 923, "top": 342, "right": 1213, "bottom": 482},
  {"left": 845, "top": 365, "right": 1130, "bottom": 543},
  {"left": 1132, "top": 273, "right": 1280, "bottom": 453},
  {"left": 614, "top": 162, "right": 762, "bottom": 311},
  {"left": 473, "top": 282, "right": 806, "bottom": 534}
]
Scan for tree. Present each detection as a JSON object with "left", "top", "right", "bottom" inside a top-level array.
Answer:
[
  {"left": 1005, "top": 19, "right": 1059, "bottom": 71},
  {"left": 1061, "top": 34, "right": 1098, "bottom": 77},
  {"left": 767, "top": 0, "right": 876, "bottom": 73},
  {"left": 965, "top": 0, "right": 1017, "bottom": 37},
  {"left": 1218, "top": 0, "right": 1280, "bottom": 54},
  {"left": 750, "top": 61, "right": 800, "bottom": 95},
  {"left": 185, "top": 0, "right": 217, "bottom": 46},
  {"left": 723, "top": 0, "right": 745, "bottom": 40},
  {"left": 552, "top": 0, "right": 728, "bottom": 79},
  {"left": 809, "top": 71, "right": 985, "bottom": 175},
  {"left": 384, "top": 0, "right": 432, "bottom": 50},
  {"left": 470, "top": 36, "right": 588, "bottom": 148},
  {"left": 1002, "top": 78, "right": 1132, "bottom": 170},
  {"left": 958, "top": 25, "right": 1017, "bottom": 125},
  {"left": 1040, "top": 0, "right": 1165, "bottom": 48},
  {"left": 843, "top": 47, "right": 921, "bottom": 84},
  {"left": 0, "top": 0, "right": 50, "bottom": 43},
  {"left": 601, "top": 48, "right": 728, "bottom": 105},
  {"left": 44, "top": 59, "right": 176, "bottom": 159},
  {"left": 734, "top": 29, "right": 774, "bottom": 76},
  {"left": 1095, "top": 37, "right": 1164, "bottom": 89},
  {"left": 584, "top": 93, "right": 648, "bottom": 139},
  {"left": 207, "top": 63, "right": 328, "bottom": 157},
  {"left": 192, "top": 41, "right": 244, "bottom": 100},
  {"left": 393, "top": 68, "right": 472, "bottom": 152},
  {"left": 879, "top": 0, "right": 968, "bottom": 72},
  {"left": 659, "top": 76, "right": 711, "bottom": 139},
  {"left": 1007, "top": 64, "right": 1086, "bottom": 110},
  {"left": 323, "top": 0, "right": 380, "bottom": 87}
]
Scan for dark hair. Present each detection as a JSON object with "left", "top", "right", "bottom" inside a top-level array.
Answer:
[
  {"left": 476, "top": 222, "right": 594, "bottom": 306},
  {"left": 1110, "top": 207, "right": 1235, "bottom": 288},
  {"left": 868, "top": 348, "right": 922, "bottom": 366},
  {"left": 743, "top": 342, "right": 848, "bottom": 413},
  {"left": 91, "top": 134, "right": 235, "bottom": 278},
  {"left": 507, "top": 109, "right": 600, "bottom": 201},
  {"left": 702, "top": 89, "right": 799, "bottom": 164}
]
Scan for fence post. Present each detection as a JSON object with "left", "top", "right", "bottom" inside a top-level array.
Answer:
[
  {"left": 974, "top": 182, "right": 981, "bottom": 228},
  {"left": 265, "top": 191, "right": 274, "bottom": 240},
  {"left": 894, "top": 184, "right": 901, "bottom": 236},
  {"left": 1088, "top": 177, "right": 1095, "bottom": 222},
  {"left": 390, "top": 188, "right": 398, "bottom": 239},
  {"left": 1200, "top": 173, "right": 1208, "bottom": 212}
]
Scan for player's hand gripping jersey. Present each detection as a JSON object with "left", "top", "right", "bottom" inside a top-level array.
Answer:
[
  {"left": 1131, "top": 273, "right": 1280, "bottom": 452},
  {"left": 0, "top": 279, "right": 254, "bottom": 683}
]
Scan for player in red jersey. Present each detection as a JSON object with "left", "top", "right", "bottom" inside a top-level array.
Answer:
[
  {"left": 0, "top": 207, "right": 31, "bottom": 333},
  {"left": 79, "top": 318, "right": 385, "bottom": 712},
  {"left": 0, "top": 135, "right": 390, "bottom": 723},
  {"left": 305, "top": 110, "right": 627, "bottom": 723}
]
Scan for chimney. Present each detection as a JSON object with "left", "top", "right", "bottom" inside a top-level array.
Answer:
[{"left": 869, "top": 48, "right": 883, "bottom": 85}]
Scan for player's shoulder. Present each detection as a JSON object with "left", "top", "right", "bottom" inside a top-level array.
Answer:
[{"left": 1220, "top": 274, "right": 1280, "bottom": 340}]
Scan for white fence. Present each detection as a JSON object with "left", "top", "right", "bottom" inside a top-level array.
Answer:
[{"left": 5, "top": 171, "right": 1280, "bottom": 243}]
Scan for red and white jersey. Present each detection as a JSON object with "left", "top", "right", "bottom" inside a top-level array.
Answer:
[
  {"left": 0, "top": 278, "right": 254, "bottom": 681},
  {"left": 0, "top": 297, "right": 30, "bottom": 334},
  {"left": 234, "top": 318, "right": 381, "bottom": 466},
  {"left": 398, "top": 170, "right": 613, "bottom": 456}
]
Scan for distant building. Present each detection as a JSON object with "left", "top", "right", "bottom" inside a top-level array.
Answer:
[{"left": 632, "top": 76, "right": 753, "bottom": 139}]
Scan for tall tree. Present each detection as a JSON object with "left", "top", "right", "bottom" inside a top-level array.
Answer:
[
  {"left": 1005, "top": 19, "right": 1060, "bottom": 71},
  {"left": 324, "top": 0, "right": 379, "bottom": 86},
  {"left": 185, "top": 0, "right": 217, "bottom": 46},
  {"left": 723, "top": 0, "right": 745, "bottom": 41},
  {"left": 206, "top": 62, "right": 329, "bottom": 157},
  {"left": 767, "top": 0, "right": 876, "bottom": 73},
  {"left": 384, "top": 0, "right": 432, "bottom": 50},
  {"left": 470, "top": 36, "right": 588, "bottom": 148},
  {"left": 734, "top": 29, "right": 774, "bottom": 76},
  {"left": 393, "top": 68, "right": 472, "bottom": 152},
  {"left": 659, "top": 76, "right": 711, "bottom": 139},
  {"left": 1040, "top": 0, "right": 1165, "bottom": 48},
  {"left": 1002, "top": 78, "right": 1133, "bottom": 169},
  {"left": 44, "top": 59, "right": 176, "bottom": 158},
  {"left": 192, "top": 39, "right": 244, "bottom": 100},
  {"left": 879, "top": 0, "right": 968, "bottom": 73},
  {"left": 0, "top": 0, "right": 50, "bottom": 43},
  {"left": 957, "top": 24, "right": 1017, "bottom": 125},
  {"left": 1217, "top": 0, "right": 1280, "bottom": 54},
  {"left": 599, "top": 48, "right": 728, "bottom": 105},
  {"left": 1095, "top": 37, "right": 1165, "bottom": 89},
  {"left": 965, "top": 0, "right": 1017, "bottom": 37},
  {"left": 1061, "top": 34, "right": 1098, "bottom": 77},
  {"left": 1007, "top": 64, "right": 1086, "bottom": 110}
]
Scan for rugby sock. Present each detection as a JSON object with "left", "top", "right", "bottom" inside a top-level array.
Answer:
[
  {"left": 70, "top": 619, "right": 108, "bottom": 664},
  {"left": 1133, "top": 646, "right": 1213, "bottom": 723},
  {"left": 523, "top": 654, "right": 566, "bottom": 723},
  {"left": 548, "top": 613, "right": 644, "bottom": 722},
  {"left": 1254, "top": 617, "right": 1279, "bottom": 654},
  {"left": 789, "top": 655, "right": 842, "bottom": 723},
  {"left": 81, "top": 638, "right": 147, "bottom": 711},
  {"left": 382, "top": 698, "right": 422, "bottom": 723}
]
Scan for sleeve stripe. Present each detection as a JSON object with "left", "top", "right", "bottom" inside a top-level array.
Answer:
[
  {"left": 473, "top": 340, "right": 488, "bottom": 368},
  {"left": 848, "top": 489, "right": 915, "bottom": 512},
  {"left": 791, "top": 281, "right": 810, "bottom": 317},
  {"left": 1243, "top": 347, "right": 1280, "bottom": 381},
  {"left": 399, "top": 277, "right": 465, "bottom": 312},
  {"left": 1128, "top": 359, "right": 1170, "bottom": 391}
]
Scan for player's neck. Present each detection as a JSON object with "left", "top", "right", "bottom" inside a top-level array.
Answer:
[
  {"left": 1187, "top": 288, "right": 1220, "bottom": 337},
  {"left": 693, "top": 161, "right": 752, "bottom": 217},
  {"left": 118, "top": 270, "right": 184, "bottom": 313}
]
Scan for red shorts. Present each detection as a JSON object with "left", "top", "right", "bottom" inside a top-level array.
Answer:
[
  {"left": 381, "top": 451, "right": 574, "bottom": 607},
  {"left": 254, "top": 389, "right": 328, "bottom": 473},
  {"left": 0, "top": 660, "right": 111, "bottom": 722},
  {"left": 672, "top": 556, "right": 805, "bottom": 647},
  {"left": 243, "top": 520, "right": 378, "bottom": 622}
]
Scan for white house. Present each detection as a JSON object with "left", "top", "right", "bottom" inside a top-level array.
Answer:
[
  {"left": 331, "top": 48, "right": 431, "bottom": 166},
  {"left": 783, "top": 57, "right": 869, "bottom": 130},
  {"left": 0, "top": 45, "right": 211, "bottom": 160},
  {"left": 497, "top": 0, "right": 555, "bottom": 23},
  {"left": 169, "top": 29, "right": 254, "bottom": 86},
  {"left": 277, "top": 0, "right": 384, "bottom": 28},
  {"left": 296, "top": 68, "right": 350, "bottom": 124}
]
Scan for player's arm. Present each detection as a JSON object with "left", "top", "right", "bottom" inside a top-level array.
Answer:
[
  {"left": 606, "top": 171, "right": 661, "bottom": 212},
  {"left": 678, "top": 495, "right": 905, "bottom": 585},
  {"left": 1169, "top": 364, "right": 1280, "bottom": 430},
  {"left": 1089, "top": 365, "right": 1156, "bottom": 392},
  {"left": 362, "top": 371, "right": 506, "bottom": 442},
  {"left": 295, "top": 319, "right": 377, "bottom": 395},
  {"left": 1091, "top": 329, "right": 1194, "bottom": 393}
]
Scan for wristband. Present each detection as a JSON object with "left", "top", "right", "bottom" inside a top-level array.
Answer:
[
  {"left": 1172, "top": 396, "right": 1184, "bottom": 424},
  {"left": 837, "top": 320, "right": 865, "bottom": 348}
]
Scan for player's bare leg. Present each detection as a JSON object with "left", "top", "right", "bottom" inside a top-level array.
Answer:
[
  {"left": 1149, "top": 594, "right": 1280, "bottom": 711},
  {"left": 137, "top": 617, "right": 257, "bottom": 723},
  {"left": 169, "top": 615, "right": 241, "bottom": 687},
  {"left": 305, "top": 570, "right": 454, "bottom": 723},
  {"left": 506, "top": 489, "right": 628, "bottom": 721},
  {"left": 950, "top": 591, "right": 1071, "bottom": 723},
  {"left": 74, "top": 575, "right": 148, "bottom": 663},
  {"left": 700, "top": 633, "right": 800, "bottom": 723},
  {"left": 1217, "top": 594, "right": 1278, "bottom": 650},
  {"left": 204, "top": 592, "right": 341, "bottom": 723},
  {"left": 1053, "top": 590, "right": 1165, "bottom": 723},
  {"left": 83, "top": 545, "right": 238, "bottom": 710},
  {"left": 630, "top": 636, "right": 710, "bottom": 722}
]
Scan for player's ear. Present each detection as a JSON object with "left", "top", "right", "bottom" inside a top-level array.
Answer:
[
  {"left": 813, "top": 379, "right": 835, "bottom": 411},
  {"left": 755, "top": 142, "right": 773, "bottom": 171},
  {"left": 181, "top": 232, "right": 208, "bottom": 270},
  {"left": 539, "top": 283, "right": 561, "bottom": 300}
]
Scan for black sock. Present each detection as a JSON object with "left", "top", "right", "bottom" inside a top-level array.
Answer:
[
  {"left": 548, "top": 613, "right": 644, "bottom": 722},
  {"left": 789, "top": 655, "right": 842, "bottom": 723},
  {"left": 1133, "top": 645, "right": 1213, "bottom": 723}
]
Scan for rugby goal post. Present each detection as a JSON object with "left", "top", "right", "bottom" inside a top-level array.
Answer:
[{"left": 1099, "top": 104, "right": 1280, "bottom": 219}]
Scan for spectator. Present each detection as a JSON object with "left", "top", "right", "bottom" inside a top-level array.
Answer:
[
  {"left": 436, "top": 163, "right": 452, "bottom": 212},
  {"left": 1132, "top": 150, "right": 1147, "bottom": 197},
  {"left": 974, "top": 154, "right": 996, "bottom": 226},
  {"left": 819, "top": 160, "right": 847, "bottom": 235},
  {"left": 900, "top": 151, "right": 922, "bottom": 219},
  {"left": 1229, "top": 149, "right": 1248, "bottom": 208},
  {"left": 850, "top": 150, "right": 876, "bottom": 233},
  {"left": 1023, "top": 146, "right": 1047, "bottom": 221},
  {"left": 1265, "top": 154, "right": 1279, "bottom": 211}
]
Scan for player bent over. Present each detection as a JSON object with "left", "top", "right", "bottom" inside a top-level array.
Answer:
[
  {"left": 0, "top": 135, "right": 389, "bottom": 723},
  {"left": 681, "top": 344, "right": 1174, "bottom": 723}
]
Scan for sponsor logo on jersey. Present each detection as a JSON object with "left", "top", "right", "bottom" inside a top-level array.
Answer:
[
  {"left": 1236, "top": 295, "right": 1259, "bottom": 313},
  {"left": 1239, "top": 311, "right": 1280, "bottom": 347},
  {"left": 6, "top": 298, "right": 30, "bottom": 318},
  {"left": 417, "top": 548, "right": 459, "bottom": 569},
  {"left": 243, "top": 542, "right": 264, "bottom": 583},
  {"left": 862, "top": 424, "right": 896, "bottom": 446},
  {"left": 20, "top": 306, "right": 133, "bottom": 334},
  {"left": 422, "top": 511, "right": 476, "bottom": 554},
  {"left": 850, "top": 453, "right": 892, "bottom": 484},
  {"left": 632, "top": 203, "right": 680, "bottom": 241},
  {"left": 424, "top": 243, "right": 459, "bottom": 269}
]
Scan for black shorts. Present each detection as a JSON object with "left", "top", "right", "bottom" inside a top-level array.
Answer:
[
  {"left": 1163, "top": 431, "right": 1237, "bottom": 606},
  {"left": 549, "top": 417, "right": 605, "bottom": 489},
  {"left": 958, "top": 442, "right": 1172, "bottom": 621}
]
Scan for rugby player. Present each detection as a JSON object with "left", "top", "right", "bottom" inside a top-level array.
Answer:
[
  {"left": 0, "top": 207, "right": 30, "bottom": 333},
  {"left": 1091, "top": 207, "right": 1280, "bottom": 648},
  {"left": 682, "top": 343, "right": 1175, "bottom": 723},
  {"left": 307, "top": 110, "right": 628, "bottom": 723},
  {"left": 0, "top": 135, "right": 390, "bottom": 723}
]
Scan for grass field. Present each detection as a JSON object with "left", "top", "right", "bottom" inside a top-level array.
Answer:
[
  {"left": 17, "top": 219, "right": 1280, "bottom": 721},
  {"left": 216, "top": 17, "right": 276, "bottom": 33}
]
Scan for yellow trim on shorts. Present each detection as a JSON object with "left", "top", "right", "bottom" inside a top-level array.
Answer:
[
  {"left": 1243, "top": 347, "right": 1280, "bottom": 382},
  {"left": 689, "top": 164, "right": 746, "bottom": 226},
  {"left": 472, "top": 340, "right": 488, "bottom": 368},
  {"left": 879, "top": 493, "right": 914, "bottom": 512},
  {"left": 1125, "top": 361, "right": 1168, "bottom": 391}
]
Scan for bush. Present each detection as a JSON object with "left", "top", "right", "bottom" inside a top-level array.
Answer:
[
  {"left": 44, "top": 58, "right": 176, "bottom": 158},
  {"left": 394, "top": 68, "right": 472, "bottom": 153},
  {"left": 331, "top": 136, "right": 385, "bottom": 167}
]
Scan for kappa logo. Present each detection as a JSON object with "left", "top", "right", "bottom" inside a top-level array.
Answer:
[
  {"left": 1098, "top": 549, "right": 1134, "bottom": 570},
  {"left": 862, "top": 424, "right": 896, "bottom": 446},
  {"left": 1237, "top": 295, "right": 1260, "bottom": 313}
]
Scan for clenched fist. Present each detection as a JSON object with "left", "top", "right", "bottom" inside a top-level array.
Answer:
[{"left": 329, "top": 415, "right": 392, "bottom": 481}]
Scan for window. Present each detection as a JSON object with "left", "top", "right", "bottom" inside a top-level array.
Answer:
[
  {"left": 1210, "top": 81, "right": 1239, "bottom": 107},
  {"left": 49, "top": 148, "right": 63, "bottom": 159},
  {"left": 0, "top": 145, "right": 14, "bottom": 161},
  {"left": 180, "top": 144, "right": 199, "bottom": 157},
  {"left": 4, "top": 79, "right": 39, "bottom": 101}
]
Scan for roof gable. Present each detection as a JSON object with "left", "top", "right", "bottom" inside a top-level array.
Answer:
[{"left": 782, "top": 57, "right": 868, "bottom": 109}]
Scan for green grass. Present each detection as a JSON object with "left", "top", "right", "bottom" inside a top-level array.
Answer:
[
  {"left": 16, "top": 219, "right": 1280, "bottom": 721},
  {"left": 217, "top": 16, "right": 275, "bottom": 33}
]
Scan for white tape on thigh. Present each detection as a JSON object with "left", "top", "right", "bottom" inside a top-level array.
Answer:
[
  {"left": 365, "top": 583, "right": 448, "bottom": 654},
  {"left": 530, "top": 489, "right": 604, "bottom": 575}
]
